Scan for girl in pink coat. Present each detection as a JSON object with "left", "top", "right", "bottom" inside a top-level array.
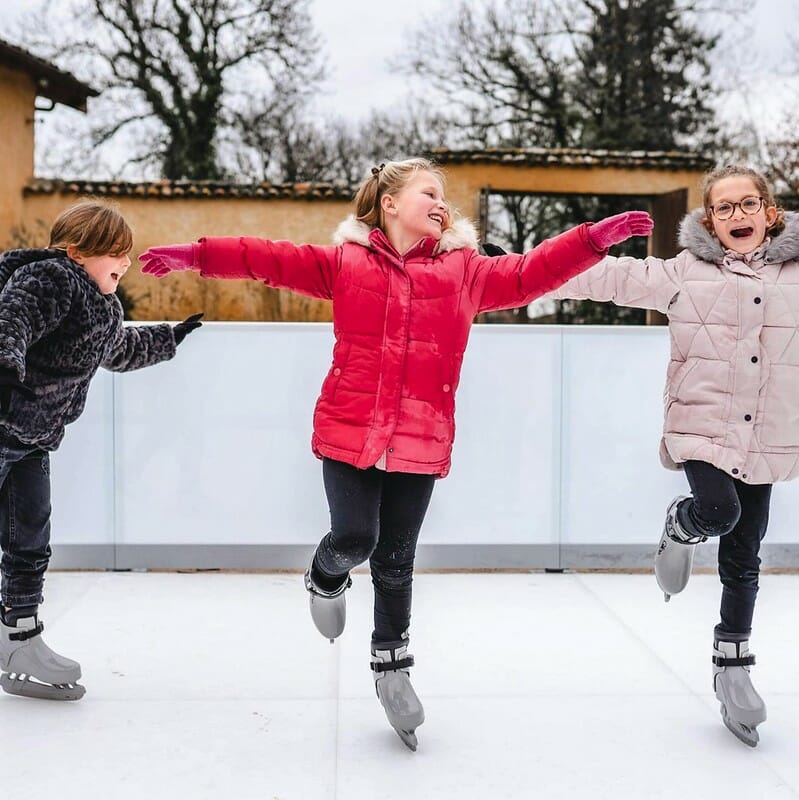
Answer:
[
  {"left": 139, "top": 157, "right": 652, "bottom": 750},
  {"left": 544, "top": 165, "right": 796, "bottom": 747}
]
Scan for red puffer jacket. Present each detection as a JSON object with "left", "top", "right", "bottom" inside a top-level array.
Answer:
[{"left": 197, "top": 216, "right": 603, "bottom": 477}]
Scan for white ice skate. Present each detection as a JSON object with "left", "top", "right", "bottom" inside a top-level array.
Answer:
[
  {"left": 304, "top": 560, "right": 351, "bottom": 643},
  {"left": 371, "top": 641, "right": 425, "bottom": 751},
  {"left": 654, "top": 495, "right": 706, "bottom": 602},
  {"left": 0, "top": 614, "right": 85, "bottom": 701},
  {"left": 713, "top": 639, "right": 766, "bottom": 747}
]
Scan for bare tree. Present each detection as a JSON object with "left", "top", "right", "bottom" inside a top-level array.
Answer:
[
  {"left": 761, "top": 36, "right": 799, "bottom": 199},
  {"left": 404, "top": 0, "right": 732, "bottom": 151},
  {"left": 228, "top": 98, "right": 457, "bottom": 185},
  {"left": 570, "top": 0, "right": 720, "bottom": 150},
  {"left": 19, "top": 0, "right": 324, "bottom": 180},
  {"left": 402, "top": 0, "right": 736, "bottom": 324},
  {"left": 762, "top": 107, "right": 799, "bottom": 199},
  {"left": 402, "top": 0, "right": 580, "bottom": 148}
]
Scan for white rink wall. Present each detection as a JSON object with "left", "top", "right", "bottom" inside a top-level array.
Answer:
[{"left": 50, "top": 323, "right": 799, "bottom": 569}]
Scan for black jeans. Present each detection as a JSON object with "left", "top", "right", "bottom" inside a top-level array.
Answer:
[
  {"left": 0, "top": 438, "right": 52, "bottom": 609},
  {"left": 676, "top": 460, "right": 771, "bottom": 642},
  {"left": 312, "top": 458, "right": 435, "bottom": 645}
]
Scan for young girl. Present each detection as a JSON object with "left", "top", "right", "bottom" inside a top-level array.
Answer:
[
  {"left": 0, "top": 200, "right": 202, "bottom": 701},
  {"left": 139, "top": 157, "right": 652, "bottom": 750},
  {"left": 539, "top": 165, "right": 795, "bottom": 747}
]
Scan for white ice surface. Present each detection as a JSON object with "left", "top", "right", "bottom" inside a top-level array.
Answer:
[{"left": 4, "top": 571, "right": 798, "bottom": 799}]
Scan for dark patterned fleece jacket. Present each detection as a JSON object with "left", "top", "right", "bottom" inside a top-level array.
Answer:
[{"left": 0, "top": 249, "right": 176, "bottom": 450}]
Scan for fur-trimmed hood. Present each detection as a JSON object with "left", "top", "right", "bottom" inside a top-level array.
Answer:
[
  {"left": 332, "top": 214, "right": 480, "bottom": 253},
  {"left": 678, "top": 209, "right": 799, "bottom": 265}
]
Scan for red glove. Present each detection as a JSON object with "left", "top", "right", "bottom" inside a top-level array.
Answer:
[
  {"left": 587, "top": 211, "right": 654, "bottom": 251},
  {"left": 139, "top": 243, "right": 199, "bottom": 278}
]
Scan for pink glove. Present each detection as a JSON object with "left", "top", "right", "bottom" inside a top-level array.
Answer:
[
  {"left": 587, "top": 211, "right": 654, "bottom": 251},
  {"left": 139, "top": 243, "right": 199, "bottom": 278}
]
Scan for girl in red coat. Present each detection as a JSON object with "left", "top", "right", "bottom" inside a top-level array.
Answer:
[{"left": 140, "top": 158, "right": 652, "bottom": 750}]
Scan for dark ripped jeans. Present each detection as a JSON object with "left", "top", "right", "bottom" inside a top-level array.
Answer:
[
  {"left": 676, "top": 460, "right": 772, "bottom": 642},
  {"left": 312, "top": 457, "right": 435, "bottom": 645},
  {"left": 0, "top": 437, "right": 52, "bottom": 609}
]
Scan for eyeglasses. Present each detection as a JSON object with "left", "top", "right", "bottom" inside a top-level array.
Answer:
[{"left": 709, "top": 196, "right": 765, "bottom": 221}]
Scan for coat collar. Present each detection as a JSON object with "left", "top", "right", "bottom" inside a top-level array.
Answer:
[
  {"left": 332, "top": 215, "right": 480, "bottom": 257},
  {"left": 679, "top": 209, "right": 799, "bottom": 265}
]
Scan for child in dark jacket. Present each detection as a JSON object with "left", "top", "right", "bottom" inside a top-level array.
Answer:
[
  {"left": 0, "top": 200, "right": 202, "bottom": 701},
  {"left": 139, "top": 157, "right": 653, "bottom": 750}
]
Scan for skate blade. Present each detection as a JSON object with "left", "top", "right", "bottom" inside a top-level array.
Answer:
[
  {"left": 308, "top": 598, "right": 345, "bottom": 641},
  {"left": 663, "top": 592, "right": 671, "bottom": 603},
  {"left": 1, "top": 672, "right": 85, "bottom": 701},
  {"left": 395, "top": 727, "right": 418, "bottom": 751},
  {"left": 721, "top": 706, "right": 759, "bottom": 747}
]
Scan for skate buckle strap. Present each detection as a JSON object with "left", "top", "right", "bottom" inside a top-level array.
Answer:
[
  {"left": 713, "top": 654, "right": 755, "bottom": 667},
  {"left": 305, "top": 572, "right": 352, "bottom": 598},
  {"left": 9, "top": 621, "right": 44, "bottom": 642},
  {"left": 371, "top": 655, "right": 415, "bottom": 673}
]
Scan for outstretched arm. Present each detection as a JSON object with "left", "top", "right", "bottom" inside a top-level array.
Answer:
[
  {"left": 102, "top": 315, "right": 177, "bottom": 372},
  {"left": 472, "top": 212, "right": 653, "bottom": 313},
  {"left": 483, "top": 214, "right": 681, "bottom": 312},
  {"left": 103, "top": 311, "right": 202, "bottom": 372},
  {"left": 140, "top": 237, "right": 340, "bottom": 300},
  {"left": 545, "top": 252, "right": 682, "bottom": 312}
]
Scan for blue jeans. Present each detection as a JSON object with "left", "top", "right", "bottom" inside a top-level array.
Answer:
[
  {"left": 312, "top": 458, "right": 436, "bottom": 645},
  {"left": 677, "top": 460, "right": 772, "bottom": 642},
  {"left": 0, "top": 437, "right": 52, "bottom": 608}
]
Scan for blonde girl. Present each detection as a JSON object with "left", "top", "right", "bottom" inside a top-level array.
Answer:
[{"left": 139, "top": 157, "right": 652, "bottom": 749}]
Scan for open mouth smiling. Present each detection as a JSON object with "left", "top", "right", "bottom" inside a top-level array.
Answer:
[
  {"left": 429, "top": 213, "right": 445, "bottom": 227},
  {"left": 730, "top": 226, "right": 755, "bottom": 239}
]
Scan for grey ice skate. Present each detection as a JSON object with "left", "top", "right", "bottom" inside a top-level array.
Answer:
[
  {"left": 654, "top": 495, "right": 706, "bottom": 602},
  {"left": 304, "top": 560, "right": 351, "bottom": 643},
  {"left": 713, "top": 639, "right": 766, "bottom": 747},
  {"left": 0, "top": 614, "right": 85, "bottom": 701},
  {"left": 371, "top": 641, "right": 425, "bottom": 751}
]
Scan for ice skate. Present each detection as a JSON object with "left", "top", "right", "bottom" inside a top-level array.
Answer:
[
  {"left": 0, "top": 613, "right": 85, "bottom": 701},
  {"left": 371, "top": 641, "right": 424, "bottom": 751},
  {"left": 654, "top": 495, "right": 705, "bottom": 601},
  {"left": 304, "top": 559, "right": 351, "bottom": 642},
  {"left": 713, "top": 639, "right": 766, "bottom": 747}
]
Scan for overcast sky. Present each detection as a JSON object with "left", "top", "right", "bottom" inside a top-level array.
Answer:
[
  {"left": 312, "top": 0, "right": 798, "bottom": 133},
  {"left": 0, "top": 0, "right": 796, "bottom": 175}
]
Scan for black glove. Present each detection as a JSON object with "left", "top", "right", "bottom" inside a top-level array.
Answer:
[
  {"left": 173, "top": 312, "right": 204, "bottom": 346},
  {"left": 482, "top": 242, "right": 507, "bottom": 257},
  {"left": 0, "top": 367, "right": 35, "bottom": 413}
]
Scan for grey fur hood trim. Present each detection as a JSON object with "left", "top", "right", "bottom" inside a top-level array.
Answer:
[
  {"left": 332, "top": 215, "right": 480, "bottom": 253},
  {"left": 678, "top": 209, "right": 799, "bottom": 264}
]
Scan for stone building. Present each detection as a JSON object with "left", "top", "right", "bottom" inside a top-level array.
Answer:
[{"left": 1, "top": 38, "right": 711, "bottom": 323}]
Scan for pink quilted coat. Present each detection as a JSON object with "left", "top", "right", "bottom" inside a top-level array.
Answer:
[{"left": 549, "top": 210, "right": 799, "bottom": 484}]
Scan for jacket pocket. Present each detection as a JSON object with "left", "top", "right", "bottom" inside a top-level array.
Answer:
[
  {"left": 439, "top": 354, "right": 461, "bottom": 415},
  {"left": 666, "top": 358, "right": 695, "bottom": 401},
  {"left": 760, "top": 364, "right": 799, "bottom": 446},
  {"left": 320, "top": 341, "right": 351, "bottom": 401},
  {"left": 665, "top": 358, "right": 727, "bottom": 439}
]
